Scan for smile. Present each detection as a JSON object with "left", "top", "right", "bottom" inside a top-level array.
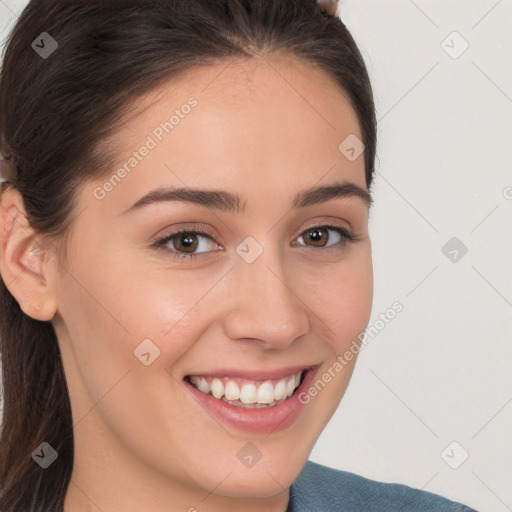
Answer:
[
  {"left": 186, "top": 371, "right": 304, "bottom": 408},
  {"left": 183, "top": 366, "right": 317, "bottom": 434}
]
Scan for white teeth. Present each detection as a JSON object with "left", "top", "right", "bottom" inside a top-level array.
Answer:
[
  {"left": 224, "top": 381, "right": 240, "bottom": 401},
  {"left": 256, "top": 381, "right": 275, "bottom": 404},
  {"left": 211, "top": 378, "right": 224, "bottom": 399},
  {"left": 286, "top": 377, "right": 296, "bottom": 397},
  {"left": 188, "top": 371, "right": 304, "bottom": 407},
  {"left": 197, "top": 379, "right": 210, "bottom": 394},
  {"left": 274, "top": 379, "right": 287, "bottom": 401},
  {"left": 239, "top": 383, "right": 257, "bottom": 404}
]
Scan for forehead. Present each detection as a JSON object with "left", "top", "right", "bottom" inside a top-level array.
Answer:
[
  {"left": 120, "top": 53, "right": 361, "bottom": 143},
  {"left": 82, "top": 54, "right": 366, "bottom": 218}
]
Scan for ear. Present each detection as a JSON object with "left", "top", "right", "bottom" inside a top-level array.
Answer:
[{"left": 0, "top": 185, "right": 59, "bottom": 321}]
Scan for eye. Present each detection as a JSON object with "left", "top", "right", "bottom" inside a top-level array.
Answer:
[
  {"left": 294, "top": 224, "right": 355, "bottom": 250},
  {"left": 151, "top": 228, "right": 219, "bottom": 262},
  {"left": 151, "top": 224, "right": 357, "bottom": 262}
]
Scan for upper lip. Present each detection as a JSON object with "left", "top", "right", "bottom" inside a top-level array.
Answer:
[{"left": 184, "top": 364, "right": 319, "bottom": 382}]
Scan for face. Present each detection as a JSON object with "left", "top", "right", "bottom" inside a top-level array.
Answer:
[{"left": 49, "top": 54, "right": 373, "bottom": 510}]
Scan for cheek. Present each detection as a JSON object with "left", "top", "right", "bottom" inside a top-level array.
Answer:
[
  {"left": 55, "top": 253, "right": 204, "bottom": 399},
  {"left": 334, "top": 270, "right": 373, "bottom": 353},
  {"left": 298, "top": 254, "right": 373, "bottom": 429},
  {"left": 304, "top": 247, "right": 373, "bottom": 355},
  {"left": 59, "top": 240, "right": 239, "bottom": 421}
]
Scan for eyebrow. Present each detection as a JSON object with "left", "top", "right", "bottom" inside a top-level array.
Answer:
[{"left": 120, "top": 180, "right": 373, "bottom": 216}]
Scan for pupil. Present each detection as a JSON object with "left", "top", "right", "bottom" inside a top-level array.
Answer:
[
  {"left": 309, "top": 228, "right": 325, "bottom": 246},
  {"left": 179, "top": 233, "right": 197, "bottom": 251}
]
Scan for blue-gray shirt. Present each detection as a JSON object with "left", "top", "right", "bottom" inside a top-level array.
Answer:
[{"left": 286, "top": 461, "right": 477, "bottom": 511}]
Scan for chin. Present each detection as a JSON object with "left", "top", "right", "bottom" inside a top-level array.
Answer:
[{"left": 181, "top": 451, "right": 307, "bottom": 500}]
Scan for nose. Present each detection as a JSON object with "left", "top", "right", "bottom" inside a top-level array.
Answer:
[{"left": 223, "top": 247, "right": 311, "bottom": 350}]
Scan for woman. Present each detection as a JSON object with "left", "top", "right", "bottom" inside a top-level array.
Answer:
[{"left": 0, "top": 0, "right": 477, "bottom": 510}]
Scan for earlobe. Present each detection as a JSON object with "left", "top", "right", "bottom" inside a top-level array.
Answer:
[{"left": 0, "top": 186, "right": 58, "bottom": 321}]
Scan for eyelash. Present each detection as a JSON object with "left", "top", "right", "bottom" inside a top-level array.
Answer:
[{"left": 151, "top": 224, "right": 357, "bottom": 262}]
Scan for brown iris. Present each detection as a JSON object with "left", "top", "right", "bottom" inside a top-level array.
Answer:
[
  {"left": 174, "top": 232, "right": 199, "bottom": 253},
  {"left": 303, "top": 227, "right": 329, "bottom": 248}
]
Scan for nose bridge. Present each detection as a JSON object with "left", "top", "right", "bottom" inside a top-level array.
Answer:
[{"left": 223, "top": 237, "right": 310, "bottom": 347}]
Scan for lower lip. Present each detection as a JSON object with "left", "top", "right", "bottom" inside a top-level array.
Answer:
[{"left": 183, "top": 368, "right": 317, "bottom": 435}]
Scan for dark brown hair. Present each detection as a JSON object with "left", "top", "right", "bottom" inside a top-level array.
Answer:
[{"left": 0, "top": 1, "right": 376, "bottom": 509}]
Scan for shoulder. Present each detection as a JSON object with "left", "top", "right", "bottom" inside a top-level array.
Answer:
[{"left": 287, "top": 460, "right": 478, "bottom": 512}]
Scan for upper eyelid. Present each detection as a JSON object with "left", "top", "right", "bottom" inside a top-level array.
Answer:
[
  {"left": 159, "top": 216, "right": 352, "bottom": 237},
  {"left": 155, "top": 224, "right": 353, "bottom": 248}
]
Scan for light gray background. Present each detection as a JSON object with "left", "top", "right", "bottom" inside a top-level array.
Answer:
[{"left": 1, "top": 1, "right": 511, "bottom": 511}]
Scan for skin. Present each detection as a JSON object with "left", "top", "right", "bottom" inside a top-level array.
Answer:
[{"left": 0, "top": 54, "right": 373, "bottom": 512}]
